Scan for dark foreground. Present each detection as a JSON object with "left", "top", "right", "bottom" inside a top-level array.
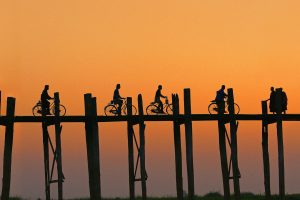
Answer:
[{"left": 8, "top": 193, "right": 300, "bottom": 200}]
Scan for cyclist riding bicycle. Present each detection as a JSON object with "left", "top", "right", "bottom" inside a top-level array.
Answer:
[
  {"left": 215, "top": 85, "right": 227, "bottom": 114},
  {"left": 154, "top": 85, "right": 167, "bottom": 113},
  {"left": 113, "top": 84, "right": 125, "bottom": 115},
  {"left": 41, "top": 85, "right": 53, "bottom": 115}
]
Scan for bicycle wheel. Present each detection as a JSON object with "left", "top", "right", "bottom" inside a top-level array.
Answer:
[
  {"left": 166, "top": 104, "right": 173, "bottom": 115},
  {"left": 32, "top": 105, "right": 42, "bottom": 116},
  {"left": 123, "top": 105, "right": 138, "bottom": 115},
  {"left": 234, "top": 103, "right": 240, "bottom": 114},
  {"left": 208, "top": 103, "right": 218, "bottom": 114},
  {"left": 146, "top": 104, "right": 159, "bottom": 115},
  {"left": 51, "top": 105, "right": 67, "bottom": 116},
  {"left": 104, "top": 105, "right": 118, "bottom": 116}
]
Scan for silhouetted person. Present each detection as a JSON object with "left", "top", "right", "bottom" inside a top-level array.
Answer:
[
  {"left": 268, "top": 87, "right": 276, "bottom": 114},
  {"left": 41, "top": 85, "right": 53, "bottom": 115},
  {"left": 215, "top": 85, "right": 227, "bottom": 114},
  {"left": 113, "top": 84, "right": 124, "bottom": 115},
  {"left": 155, "top": 85, "right": 166, "bottom": 113},
  {"left": 281, "top": 88, "right": 288, "bottom": 114}
]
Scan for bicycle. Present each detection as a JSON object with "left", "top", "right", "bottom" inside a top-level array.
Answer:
[
  {"left": 32, "top": 100, "right": 66, "bottom": 116},
  {"left": 208, "top": 99, "right": 240, "bottom": 114},
  {"left": 146, "top": 97, "right": 173, "bottom": 115},
  {"left": 104, "top": 98, "right": 137, "bottom": 116}
]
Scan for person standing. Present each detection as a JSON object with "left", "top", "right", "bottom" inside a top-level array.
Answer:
[
  {"left": 281, "top": 88, "right": 288, "bottom": 114},
  {"left": 268, "top": 87, "right": 276, "bottom": 114}
]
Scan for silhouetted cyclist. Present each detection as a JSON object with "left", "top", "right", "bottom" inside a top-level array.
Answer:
[
  {"left": 215, "top": 85, "right": 227, "bottom": 114},
  {"left": 41, "top": 85, "right": 53, "bottom": 115},
  {"left": 154, "top": 85, "right": 166, "bottom": 113},
  {"left": 113, "top": 84, "right": 125, "bottom": 115}
]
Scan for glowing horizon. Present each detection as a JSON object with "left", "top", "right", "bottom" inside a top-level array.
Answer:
[{"left": 1, "top": 0, "right": 300, "bottom": 199}]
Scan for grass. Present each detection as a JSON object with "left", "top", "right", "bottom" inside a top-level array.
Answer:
[
  {"left": 68, "top": 193, "right": 300, "bottom": 200},
  {"left": 8, "top": 193, "right": 300, "bottom": 200}
]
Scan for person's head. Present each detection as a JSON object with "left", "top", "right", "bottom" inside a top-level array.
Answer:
[
  {"left": 221, "top": 85, "right": 225, "bottom": 90},
  {"left": 271, "top": 87, "right": 274, "bottom": 92},
  {"left": 158, "top": 85, "right": 162, "bottom": 90},
  {"left": 44, "top": 85, "right": 49, "bottom": 90},
  {"left": 116, "top": 84, "right": 121, "bottom": 89}
]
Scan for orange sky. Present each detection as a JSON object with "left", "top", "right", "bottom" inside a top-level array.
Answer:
[{"left": 1, "top": 0, "right": 300, "bottom": 198}]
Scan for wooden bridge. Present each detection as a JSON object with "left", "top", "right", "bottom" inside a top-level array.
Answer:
[{"left": 0, "top": 88, "right": 297, "bottom": 200}]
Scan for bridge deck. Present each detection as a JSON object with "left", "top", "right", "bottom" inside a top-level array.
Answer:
[{"left": 0, "top": 114, "right": 300, "bottom": 123}]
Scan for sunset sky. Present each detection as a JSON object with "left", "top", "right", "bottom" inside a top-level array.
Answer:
[{"left": 1, "top": 0, "right": 300, "bottom": 199}]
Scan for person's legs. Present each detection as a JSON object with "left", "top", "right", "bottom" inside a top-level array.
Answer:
[
  {"left": 217, "top": 100, "right": 225, "bottom": 114},
  {"left": 117, "top": 99, "right": 123, "bottom": 115},
  {"left": 46, "top": 101, "right": 51, "bottom": 114},
  {"left": 158, "top": 100, "right": 163, "bottom": 113}
]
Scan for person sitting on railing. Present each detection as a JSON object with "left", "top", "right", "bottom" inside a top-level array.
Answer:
[
  {"left": 41, "top": 85, "right": 53, "bottom": 115},
  {"left": 113, "top": 84, "right": 125, "bottom": 115},
  {"left": 154, "top": 85, "right": 166, "bottom": 113},
  {"left": 215, "top": 85, "right": 227, "bottom": 114}
]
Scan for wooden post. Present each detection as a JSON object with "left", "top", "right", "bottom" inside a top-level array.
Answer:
[
  {"left": 275, "top": 88, "right": 285, "bottom": 200},
  {"left": 42, "top": 98, "right": 51, "bottom": 200},
  {"left": 84, "top": 94, "right": 101, "bottom": 200},
  {"left": 91, "top": 97, "right": 101, "bottom": 198},
  {"left": 217, "top": 105, "right": 230, "bottom": 200},
  {"left": 172, "top": 94, "right": 183, "bottom": 200},
  {"left": 54, "top": 93, "right": 63, "bottom": 200},
  {"left": 227, "top": 88, "right": 241, "bottom": 200},
  {"left": 1, "top": 97, "right": 15, "bottom": 200},
  {"left": 261, "top": 101, "right": 271, "bottom": 200},
  {"left": 138, "top": 94, "right": 147, "bottom": 199},
  {"left": 183, "top": 89, "right": 195, "bottom": 199},
  {"left": 127, "top": 97, "right": 135, "bottom": 199}
]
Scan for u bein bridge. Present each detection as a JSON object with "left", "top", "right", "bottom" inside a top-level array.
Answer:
[{"left": 0, "top": 88, "right": 299, "bottom": 200}]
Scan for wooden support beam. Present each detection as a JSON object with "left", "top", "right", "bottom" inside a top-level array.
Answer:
[
  {"left": 127, "top": 97, "right": 135, "bottom": 199},
  {"left": 54, "top": 92, "right": 63, "bottom": 200},
  {"left": 138, "top": 94, "right": 147, "bottom": 199},
  {"left": 261, "top": 101, "right": 271, "bottom": 200},
  {"left": 183, "top": 89, "right": 195, "bottom": 199},
  {"left": 172, "top": 94, "right": 183, "bottom": 200},
  {"left": 217, "top": 108, "right": 230, "bottom": 200},
  {"left": 91, "top": 97, "right": 101, "bottom": 198},
  {"left": 84, "top": 94, "right": 101, "bottom": 200},
  {"left": 227, "top": 88, "right": 241, "bottom": 200},
  {"left": 1, "top": 97, "right": 16, "bottom": 200},
  {"left": 42, "top": 99, "right": 51, "bottom": 200},
  {"left": 275, "top": 88, "right": 285, "bottom": 200}
]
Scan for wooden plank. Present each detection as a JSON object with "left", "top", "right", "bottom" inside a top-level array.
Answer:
[
  {"left": 138, "top": 94, "right": 147, "bottom": 199},
  {"left": 183, "top": 89, "right": 195, "bottom": 199},
  {"left": 275, "top": 88, "right": 285, "bottom": 200},
  {"left": 1, "top": 97, "right": 15, "bottom": 200},
  {"left": 261, "top": 101, "right": 271, "bottom": 200},
  {"left": 228, "top": 88, "right": 241, "bottom": 200},
  {"left": 54, "top": 92, "right": 63, "bottom": 200},
  {"left": 127, "top": 97, "right": 135, "bottom": 199},
  {"left": 172, "top": 94, "right": 183, "bottom": 200},
  {"left": 6, "top": 113, "right": 300, "bottom": 123}
]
